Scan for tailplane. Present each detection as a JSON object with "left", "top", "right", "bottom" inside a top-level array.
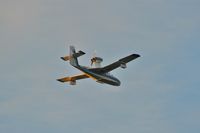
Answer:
[{"left": 61, "top": 45, "right": 85, "bottom": 67}]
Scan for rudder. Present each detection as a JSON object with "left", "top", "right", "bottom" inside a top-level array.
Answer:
[
  {"left": 60, "top": 45, "right": 85, "bottom": 67},
  {"left": 69, "top": 45, "right": 79, "bottom": 67}
]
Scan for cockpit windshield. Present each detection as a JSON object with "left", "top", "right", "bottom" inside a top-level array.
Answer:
[{"left": 106, "top": 72, "right": 113, "bottom": 77}]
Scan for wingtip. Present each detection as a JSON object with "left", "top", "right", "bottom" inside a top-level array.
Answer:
[
  {"left": 57, "top": 79, "right": 64, "bottom": 83},
  {"left": 132, "top": 54, "right": 141, "bottom": 58},
  {"left": 137, "top": 54, "right": 141, "bottom": 57}
]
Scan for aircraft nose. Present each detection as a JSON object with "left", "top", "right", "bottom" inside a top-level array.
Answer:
[
  {"left": 117, "top": 81, "right": 121, "bottom": 86},
  {"left": 115, "top": 79, "right": 121, "bottom": 86}
]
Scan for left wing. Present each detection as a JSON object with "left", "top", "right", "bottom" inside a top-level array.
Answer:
[
  {"left": 57, "top": 74, "right": 89, "bottom": 83},
  {"left": 98, "top": 54, "right": 140, "bottom": 73}
]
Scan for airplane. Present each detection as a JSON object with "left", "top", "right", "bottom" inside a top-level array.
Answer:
[{"left": 57, "top": 46, "right": 140, "bottom": 86}]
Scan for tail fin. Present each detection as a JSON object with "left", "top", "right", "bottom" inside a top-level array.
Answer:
[
  {"left": 69, "top": 45, "right": 79, "bottom": 67},
  {"left": 60, "top": 45, "right": 85, "bottom": 67}
]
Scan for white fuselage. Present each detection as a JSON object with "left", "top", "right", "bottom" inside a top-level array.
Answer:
[{"left": 75, "top": 65, "right": 121, "bottom": 86}]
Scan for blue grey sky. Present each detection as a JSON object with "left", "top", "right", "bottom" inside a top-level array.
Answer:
[{"left": 0, "top": 0, "right": 200, "bottom": 133}]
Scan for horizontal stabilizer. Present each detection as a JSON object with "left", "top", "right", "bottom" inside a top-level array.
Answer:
[
  {"left": 73, "top": 51, "right": 85, "bottom": 58},
  {"left": 61, "top": 56, "right": 70, "bottom": 61},
  {"left": 61, "top": 50, "right": 85, "bottom": 61}
]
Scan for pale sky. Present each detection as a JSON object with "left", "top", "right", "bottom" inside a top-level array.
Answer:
[{"left": 0, "top": 0, "right": 200, "bottom": 133}]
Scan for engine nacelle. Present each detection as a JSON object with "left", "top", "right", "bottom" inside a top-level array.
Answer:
[
  {"left": 70, "top": 80, "right": 76, "bottom": 85},
  {"left": 120, "top": 63, "right": 127, "bottom": 69}
]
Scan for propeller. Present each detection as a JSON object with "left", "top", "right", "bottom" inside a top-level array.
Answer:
[{"left": 91, "top": 50, "right": 97, "bottom": 66}]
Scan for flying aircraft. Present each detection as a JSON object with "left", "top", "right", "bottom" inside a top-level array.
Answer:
[{"left": 57, "top": 46, "right": 140, "bottom": 86}]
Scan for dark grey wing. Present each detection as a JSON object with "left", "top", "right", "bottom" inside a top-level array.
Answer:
[
  {"left": 57, "top": 74, "right": 89, "bottom": 82},
  {"left": 100, "top": 54, "right": 140, "bottom": 73}
]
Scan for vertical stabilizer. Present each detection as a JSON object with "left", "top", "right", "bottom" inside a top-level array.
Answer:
[{"left": 69, "top": 45, "right": 79, "bottom": 67}]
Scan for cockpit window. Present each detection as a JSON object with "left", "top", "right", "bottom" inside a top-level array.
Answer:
[{"left": 106, "top": 72, "right": 113, "bottom": 77}]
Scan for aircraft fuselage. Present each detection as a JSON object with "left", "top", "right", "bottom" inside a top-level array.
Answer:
[
  {"left": 75, "top": 65, "right": 121, "bottom": 86},
  {"left": 57, "top": 45, "right": 140, "bottom": 86}
]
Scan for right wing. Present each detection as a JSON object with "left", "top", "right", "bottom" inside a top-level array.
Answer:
[
  {"left": 91, "top": 54, "right": 140, "bottom": 73},
  {"left": 57, "top": 74, "right": 89, "bottom": 83}
]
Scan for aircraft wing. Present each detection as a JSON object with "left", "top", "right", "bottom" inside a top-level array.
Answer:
[
  {"left": 100, "top": 54, "right": 140, "bottom": 73},
  {"left": 57, "top": 74, "right": 89, "bottom": 83}
]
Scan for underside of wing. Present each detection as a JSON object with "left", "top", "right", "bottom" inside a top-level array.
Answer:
[
  {"left": 57, "top": 74, "right": 89, "bottom": 85},
  {"left": 99, "top": 54, "right": 140, "bottom": 73}
]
